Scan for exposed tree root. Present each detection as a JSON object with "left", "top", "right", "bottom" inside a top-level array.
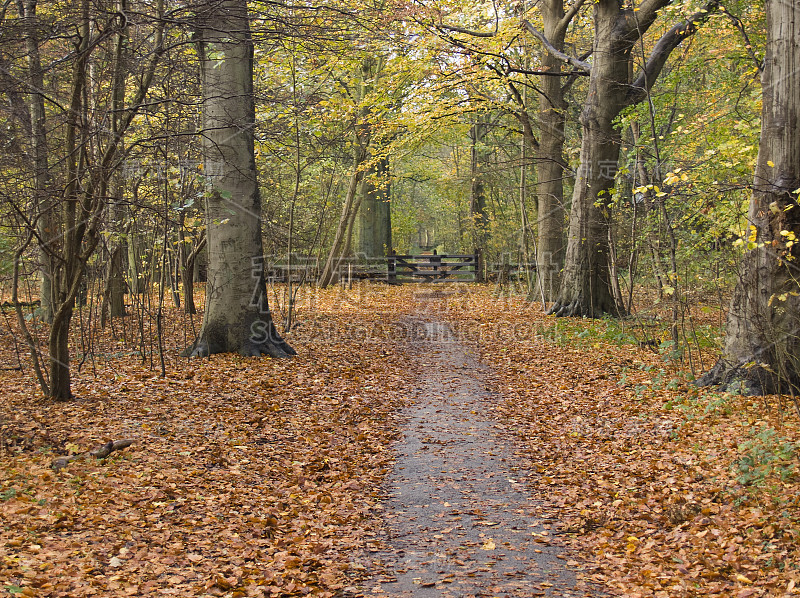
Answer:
[
  {"left": 696, "top": 358, "right": 799, "bottom": 396},
  {"left": 546, "top": 297, "right": 625, "bottom": 319},
  {"left": 189, "top": 337, "right": 296, "bottom": 359}
]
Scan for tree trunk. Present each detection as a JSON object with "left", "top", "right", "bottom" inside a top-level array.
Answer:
[
  {"left": 698, "top": 0, "right": 800, "bottom": 395},
  {"left": 183, "top": 262, "right": 197, "bottom": 314},
  {"left": 470, "top": 115, "right": 490, "bottom": 257},
  {"left": 547, "top": 2, "right": 631, "bottom": 317},
  {"left": 547, "top": 0, "right": 718, "bottom": 317},
  {"left": 318, "top": 148, "right": 366, "bottom": 287},
  {"left": 516, "top": 1, "right": 585, "bottom": 301},
  {"left": 534, "top": 1, "right": 571, "bottom": 302},
  {"left": 318, "top": 56, "right": 379, "bottom": 287},
  {"left": 356, "top": 156, "right": 391, "bottom": 257},
  {"left": 106, "top": 0, "right": 128, "bottom": 321},
  {"left": 48, "top": 302, "right": 73, "bottom": 400},
  {"left": 101, "top": 243, "right": 126, "bottom": 328},
  {"left": 183, "top": 236, "right": 205, "bottom": 315},
  {"left": 108, "top": 244, "right": 126, "bottom": 317},
  {"left": 21, "top": 0, "right": 56, "bottom": 322},
  {"left": 190, "top": 0, "right": 294, "bottom": 358}
]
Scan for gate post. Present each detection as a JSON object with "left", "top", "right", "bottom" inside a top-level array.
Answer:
[
  {"left": 475, "top": 248, "right": 484, "bottom": 283},
  {"left": 430, "top": 249, "right": 441, "bottom": 280},
  {"left": 388, "top": 252, "right": 397, "bottom": 283}
]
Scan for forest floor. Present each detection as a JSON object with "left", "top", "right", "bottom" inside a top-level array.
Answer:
[{"left": 0, "top": 283, "right": 799, "bottom": 597}]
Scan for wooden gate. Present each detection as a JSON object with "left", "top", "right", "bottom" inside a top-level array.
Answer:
[{"left": 387, "top": 253, "right": 479, "bottom": 283}]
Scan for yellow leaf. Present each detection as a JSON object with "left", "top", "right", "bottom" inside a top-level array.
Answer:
[{"left": 481, "top": 539, "right": 496, "bottom": 550}]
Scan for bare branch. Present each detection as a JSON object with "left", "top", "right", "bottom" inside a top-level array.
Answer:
[
  {"left": 507, "top": 66, "right": 589, "bottom": 77},
  {"left": 521, "top": 19, "right": 592, "bottom": 73},
  {"left": 437, "top": 23, "right": 496, "bottom": 38},
  {"left": 558, "top": 0, "right": 590, "bottom": 35},
  {"left": 627, "top": 0, "right": 721, "bottom": 106},
  {"left": 720, "top": 5, "right": 763, "bottom": 73}
]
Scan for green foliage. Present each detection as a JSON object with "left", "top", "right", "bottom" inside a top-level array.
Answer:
[
  {"left": 735, "top": 427, "right": 798, "bottom": 487},
  {"left": 610, "top": 2, "right": 764, "bottom": 329}
]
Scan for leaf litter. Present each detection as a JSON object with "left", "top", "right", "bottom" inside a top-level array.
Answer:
[{"left": 0, "top": 284, "right": 798, "bottom": 597}]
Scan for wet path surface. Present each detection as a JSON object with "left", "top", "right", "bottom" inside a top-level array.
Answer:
[{"left": 363, "top": 320, "right": 594, "bottom": 597}]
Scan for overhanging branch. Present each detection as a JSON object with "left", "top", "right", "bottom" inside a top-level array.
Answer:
[
  {"left": 626, "top": 0, "right": 721, "bottom": 106},
  {"left": 437, "top": 23, "right": 496, "bottom": 38},
  {"left": 521, "top": 20, "right": 591, "bottom": 73},
  {"left": 558, "top": 0, "right": 590, "bottom": 36}
]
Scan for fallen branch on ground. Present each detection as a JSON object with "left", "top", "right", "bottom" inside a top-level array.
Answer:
[{"left": 51, "top": 439, "right": 135, "bottom": 471}]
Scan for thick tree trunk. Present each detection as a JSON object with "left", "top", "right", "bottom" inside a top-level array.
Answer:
[
  {"left": 547, "top": 0, "right": 717, "bottom": 317},
  {"left": 48, "top": 304, "right": 73, "bottom": 400},
  {"left": 21, "top": 0, "right": 56, "bottom": 322},
  {"left": 470, "top": 116, "right": 490, "bottom": 256},
  {"left": 356, "top": 156, "right": 391, "bottom": 258},
  {"left": 548, "top": 133, "right": 622, "bottom": 317},
  {"left": 548, "top": 2, "right": 630, "bottom": 317},
  {"left": 183, "top": 262, "right": 197, "bottom": 315},
  {"left": 698, "top": 0, "right": 800, "bottom": 395},
  {"left": 534, "top": 1, "right": 570, "bottom": 302},
  {"left": 189, "top": 0, "right": 294, "bottom": 358}
]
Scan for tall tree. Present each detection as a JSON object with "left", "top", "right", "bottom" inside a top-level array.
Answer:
[
  {"left": 355, "top": 156, "right": 392, "bottom": 257},
  {"left": 189, "top": 0, "right": 294, "bottom": 358},
  {"left": 431, "top": 0, "right": 588, "bottom": 298},
  {"left": 515, "top": 1, "right": 589, "bottom": 301},
  {"left": 698, "top": 0, "right": 800, "bottom": 394},
  {"left": 19, "top": 0, "right": 56, "bottom": 322},
  {"left": 8, "top": 0, "right": 168, "bottom": 399},
  {"left": 318, "top": 55, "right": 381, "bottom": 287},
  {"left": 469, "top": 113, "right": 491, "bottom": 260},
  {"left": 101, "top": 0, "right": 130, "bottom": 326},
  {"left": 527, "top": 0, "right": 719, "bottom": 317}
]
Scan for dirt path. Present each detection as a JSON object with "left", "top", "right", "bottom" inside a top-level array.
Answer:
[{"left": 361, "top": 318, "right": 596, "bottom": 597}]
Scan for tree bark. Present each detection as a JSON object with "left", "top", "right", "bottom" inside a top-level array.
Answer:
[
  {"left": 698, "top": 0, "right": 800, "bottom": 395},
  {"left": 190, "top": 0, "right": 294, "bottom": 358},
  {"left": 356, "top": 156, "right": 391, "bottom": 258},
  {"left": 183, "top": 235, "right": 205, "bottom": 315},
  {"left": 20, "top": 0, "right": 56, "bottom": 322},
  {"left": 547, "top": 1, "right": 633, "bottom": 317},
  {"left": 470, "top": 115, "right": 490, "bottom": 256},
  {"left": 105, "top": 0, "right": 129, "bottom": 322},
  {"left": 534, "top": 0, "right": 572, "bottom": 302}
]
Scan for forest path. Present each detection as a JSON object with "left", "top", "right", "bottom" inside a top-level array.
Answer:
[{"left": 359, "top": 307, "right": 595, "bottom": 597}]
